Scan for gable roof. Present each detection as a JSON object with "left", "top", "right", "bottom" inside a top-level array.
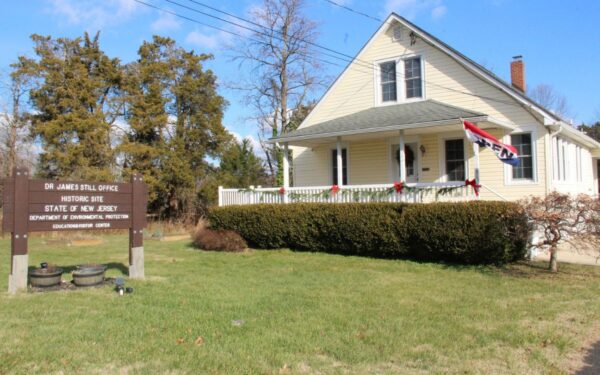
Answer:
[
  {"left": 293, "top": 13, "right": 600, "bottom": 149},
  {"left": 273, "top": 100, "right": 485, "bottom": 142},
  {"left": 389, "top": 13, "right": 563, "bottom": 124}
]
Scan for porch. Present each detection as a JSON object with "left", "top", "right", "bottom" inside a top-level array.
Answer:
[{"left": 218, "top": 100, "right": 514, "bottom": 206}]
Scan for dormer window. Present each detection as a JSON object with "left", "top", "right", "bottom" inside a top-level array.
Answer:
[
  {"left": 376, "top": 56, "right": 424, "bottom": 105},
  {"left": 380, "top": 61, "right": 397, "bottom": 102}
]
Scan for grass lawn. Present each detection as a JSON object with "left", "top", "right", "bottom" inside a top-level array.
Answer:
[{"left": 1, "top": 235, "right": 600, "bottom": 374}]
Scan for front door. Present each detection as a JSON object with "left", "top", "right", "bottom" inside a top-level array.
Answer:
[{"left": 392, "top": 143, "right": 418, "bottom": 182}]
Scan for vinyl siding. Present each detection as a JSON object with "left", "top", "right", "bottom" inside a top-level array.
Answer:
[
  {"left": 292, "top": 21, "right": 597, "bottom": 199},
  {"left": 292, "top": 146, "right": 330, "bottom": 186}
]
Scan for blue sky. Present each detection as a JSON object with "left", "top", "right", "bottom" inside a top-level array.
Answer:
[{"left": 1, "top": 0, "right": 599, "bottom": 145}]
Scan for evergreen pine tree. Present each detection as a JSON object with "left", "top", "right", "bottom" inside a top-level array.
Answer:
[
  {"left": 15, "top": 32, "right": 122, "bottom": 180},
  {"left": 123, "top": 36, "right": 230, "bottom": 219}
]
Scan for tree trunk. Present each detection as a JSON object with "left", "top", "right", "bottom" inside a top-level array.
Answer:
[{"left": 549, "top": 245, "right": 558, "bottom": 272}]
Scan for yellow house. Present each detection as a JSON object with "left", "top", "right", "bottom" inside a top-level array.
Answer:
[{"left": 219, "top": 13, "right": 600, "bottom": 206}]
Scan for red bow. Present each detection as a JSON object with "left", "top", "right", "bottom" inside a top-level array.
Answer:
[
  {"left": 465, "top": 179, "right": 481, "bottom": 197},
  {"left": 331, "top": 185, "right": 340, "bottom": 194},
  {"left": 279, "top": 187, "right": 286, "bottom": 195},
  {"left": 393, "top": 181, "right": 404, "bottom": 194}
]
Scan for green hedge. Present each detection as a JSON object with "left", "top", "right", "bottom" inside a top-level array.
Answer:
[{"left": 208, "top": 202, "right": 530, "bottom": 265}]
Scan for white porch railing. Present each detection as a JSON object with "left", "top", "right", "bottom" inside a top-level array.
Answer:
[{"left": 218, "top": 182, "right": 477, "bottom": 207}]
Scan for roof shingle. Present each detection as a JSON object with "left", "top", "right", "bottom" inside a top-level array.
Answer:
[{"left": 272, "top": 100, "right": 485, "bottom": 141}]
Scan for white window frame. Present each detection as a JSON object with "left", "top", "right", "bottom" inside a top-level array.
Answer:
[
  {"left": 504, "top": 126, "right": 538, "bottom": 185},
  {"left": 373, "top": 53, "right": 426, "bottom": 107},
  {"left": 329, "top": 144, "right": 350, "bottom": 185},
  {"left": 438, "top": 133, "right": 469, "bottom": 183}
]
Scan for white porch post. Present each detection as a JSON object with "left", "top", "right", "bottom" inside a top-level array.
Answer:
[
  {"left": 473, "top": 142, "right": 481, "bottom": 200},
  {"left": 283, "top": 142, "right": 290, "bottom": 203},
  {"left": 336, "top": 136, "right": 343, "bottom": 186},
  {"left": 398, "top": 130, "right": 406, "bottom": 182}
]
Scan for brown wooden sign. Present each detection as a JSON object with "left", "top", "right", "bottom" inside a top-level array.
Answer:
[{"left": 2, "top": 168, "right": 148, "bottom": 293}]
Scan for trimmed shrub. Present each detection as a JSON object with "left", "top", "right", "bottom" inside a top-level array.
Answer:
[
  {"left": 192, "top": 219, "right": 247, "bottom": 252},
  {"left": 208, "top": 202, "right": 530, "bottom": 265},
  {"left": 209, "top": 203, "right": 406, "bottom": 257},
  {"left": 401, "top": 202, "right": 529, "bottom": 264}
]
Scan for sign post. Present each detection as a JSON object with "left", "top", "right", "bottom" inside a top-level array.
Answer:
[
  {"left": 129, "top": 173, "right": 145, "bottom": 279},
  {"left": 2, "top": 168, "right": 147, "bottom": 294}
]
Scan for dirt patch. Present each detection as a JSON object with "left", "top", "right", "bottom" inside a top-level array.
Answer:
[
  {"left": 160, "top": 234, "right": 191, "bottom": 242},
  {"left": 42, "top": 237, "right": 105, "bottom": 247},
  {"left": 71, "top": 239, "right": 105, "bottom": 247},
  {"left": 568, "top": 322, "right": 600, "bottom": 374},
  {"left": 43, "top": 238, "right": 71, "bottom": 246}
]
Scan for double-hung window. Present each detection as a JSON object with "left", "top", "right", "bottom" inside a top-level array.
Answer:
[
  {"left": 511, "top": 133, "right": 533, "bottom": 180},
  {"left": 380, "top": 62, "right": 397, "bottom": 103},
  {"left": 404, "top": 57, "right": 422, "bottom": 99},
  {"left": 445, "top": 139, "right": 465, "bottom": 181},
  {"left": 378, "top": 57, "right": 423, "bottom": 104}
]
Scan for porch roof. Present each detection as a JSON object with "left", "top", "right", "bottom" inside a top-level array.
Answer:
[{"left": 270, "top": 100, "right": 488, "bottom": 144}]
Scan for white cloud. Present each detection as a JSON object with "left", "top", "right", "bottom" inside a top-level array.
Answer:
[
  {"left": 46, "top": 0, "right": 140, "bottom": 30},
  {"left": 184, "top": 4, "right": 267, "bottom": 51},
  {"left": 431, "top": 5, "right": 447, "bottom": 20},
  {"left": 185, "top": 29, "right": 233, "bottom": 50},
  {"left": 151, "top": 11, "right": 181, "bottom": 32},
  {"left": 383, "top": 0, "right": 447, "bottom": 21}
]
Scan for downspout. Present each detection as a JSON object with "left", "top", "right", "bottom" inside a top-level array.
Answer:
[{"left": 545, "top": 123, "right": 563, "bottom": 194}]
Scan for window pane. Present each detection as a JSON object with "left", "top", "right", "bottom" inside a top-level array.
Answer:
[
  {"left": 404, "top": 57, "right": 422, "bottom": 99},
  {"left": 382, "top": 82, "right": 397, "bottom": 102},
  {"left": 380, "top": 62, "right": 396, "bottom": 82},
  {"left": 447, "top": 162, "right": 465, "bottom": 182},
  {"left": 445, "top": 139, "right": 465, "bottom": 181},
  {"left": 380, "top": 62, "right": 397, "bottom": 102},
  {"left": 511, "top": 133, "right": 534, "bottom": 180},
  {"left": 512, "top": 133, "right": 532, "bottom": 156}
]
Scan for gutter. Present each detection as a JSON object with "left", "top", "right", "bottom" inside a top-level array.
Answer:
[{"left": 553, "top": 121, "right": 600, "bottom": 149}]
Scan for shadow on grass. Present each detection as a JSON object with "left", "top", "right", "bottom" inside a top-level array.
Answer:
[
  {"left": 184, "top": 241, "right": 600, "bottom": 281},
  {"left": 28, "top": 262, "right": 129, "bottom": 275},
  {"left": 576, "top": 340, "right": 600, "bottom": 375}
]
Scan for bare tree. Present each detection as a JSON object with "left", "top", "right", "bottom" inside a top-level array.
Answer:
[
  {"left": 231, "top": 0, "right": 325, "bottom": 185},
  {"left": 528, "top": 83, "right": 571, "bottom": 119},
  {"left": 521, "top": 192, "right": 600, "bottom": 272},
  {"left": 0, "top": 69, "right": 34, "bottom": 177}
]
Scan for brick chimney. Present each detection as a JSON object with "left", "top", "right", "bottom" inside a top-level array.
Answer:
[{"left": 510, "top": 55, "right": 525, "bottom": 93}]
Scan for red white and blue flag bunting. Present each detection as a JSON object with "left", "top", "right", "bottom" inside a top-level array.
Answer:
[{"left": 463, "top": 120, "right": 520, "bottom": 166}]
